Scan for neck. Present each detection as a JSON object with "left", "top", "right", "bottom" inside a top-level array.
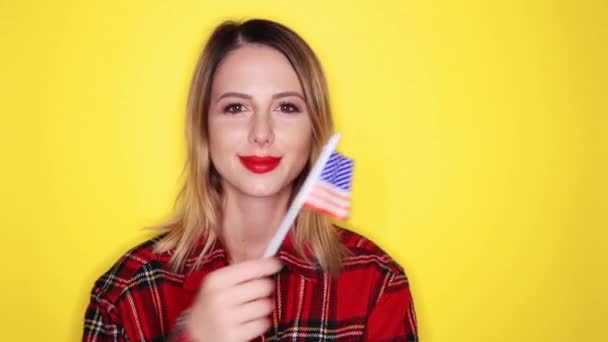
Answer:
[{"left": 221, "top": 185, "right": 292, "bottom": 263}]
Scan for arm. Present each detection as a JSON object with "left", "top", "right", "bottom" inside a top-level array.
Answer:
[
  {"left": 82, "top": 288, "right": 128, "bottom": 342},
  {"left": 83, "top": 256, "right": 281, "bottom": 342},
  {"left": 364, "top": 272, "right": 419, "bottom": 341},
  {"left": 82, "top": 288, "right": 196, "bottom": 342},
  {"left": 165, "top": 310, "right": 197, "bottom": 342}
]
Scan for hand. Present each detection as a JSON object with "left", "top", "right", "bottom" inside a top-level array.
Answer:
[{"left": 185, "top": 257, "right": 282, "bottom": 342}]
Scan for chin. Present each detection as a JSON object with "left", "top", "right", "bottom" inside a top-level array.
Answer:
[{"left": 242, "top": 182, "right": 286, "bottom": 198}]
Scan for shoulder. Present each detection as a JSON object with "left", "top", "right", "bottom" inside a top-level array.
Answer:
[
  {"left": 334, "top": 226, "right": 413, "bottom": 308},
  {"left": 88, "top": 234, "right": 177, "bottom": 306},
  {"left": 336, "top": 226, "right": 408, "bottom": 279}
]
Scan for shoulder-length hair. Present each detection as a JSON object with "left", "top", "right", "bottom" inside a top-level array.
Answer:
[{"left": 152, "top": 18, "right": 346, "bottom": 274}]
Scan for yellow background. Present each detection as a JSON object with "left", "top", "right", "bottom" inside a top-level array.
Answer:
[{"left": 1, "top": 0, "right": 606, "bottom": 341}]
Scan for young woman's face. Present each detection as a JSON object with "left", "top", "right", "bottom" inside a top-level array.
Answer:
[{"left": 208, "top": 44, "right": 313, "bottom": 198}]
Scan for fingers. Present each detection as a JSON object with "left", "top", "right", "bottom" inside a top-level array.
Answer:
[
  {"left": 234, "top": 297, "right": 274, "bottom": 324},
  {"left": 228, "top": 277, "right": 275, "bottom": 305},
  {"left": 188, "top": 258, "right": 281, "bottom": 341},
  {"left": 206, "top": 258, "right": 282, "bottom": 289},
  {"left": 236, "top": 317, "right": 272, "bottom": 341}
]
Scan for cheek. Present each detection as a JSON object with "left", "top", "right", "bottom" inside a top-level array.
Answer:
[
  {"left": 208, "top": 117, "right": 242, "bottom": 152},
  {"left": 282, "top": 120, "right": 313, "bottom": 164},
  {"left": 294, "top": 132, "right": 312, "bottom": 156},
  {"left": 208, "top": 126, "right": 225, "bottom": 160},
  {"left": 208, "top": 119, "right": 240, "bottom": 171}
]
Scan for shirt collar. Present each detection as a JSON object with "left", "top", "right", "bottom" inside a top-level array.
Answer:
[
  {"left": 183, "top": 232, "right": 320, "bottom": 291},
  {"left": 275, "top": 232, "right": 320, "bottom": 281}
]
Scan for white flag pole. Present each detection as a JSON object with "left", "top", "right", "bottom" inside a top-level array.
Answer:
[{"left": 263, "top": 133, "right": 342, "bottom": 257}]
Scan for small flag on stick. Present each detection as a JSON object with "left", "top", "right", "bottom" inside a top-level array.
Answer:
[
  {"left": 264, "top": 133, "right": 353, "bottom": 257},
  {"left": 303, "top": 151, "right": 353, "bottom": 220}
]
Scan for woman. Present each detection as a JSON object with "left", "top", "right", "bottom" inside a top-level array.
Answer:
[{"left": 83, "top": 18, "right": 418, "bottom": 342}]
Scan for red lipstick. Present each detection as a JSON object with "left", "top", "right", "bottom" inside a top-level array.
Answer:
[{"left": 239, "top": 155, "right": 282, "bottom": 174}]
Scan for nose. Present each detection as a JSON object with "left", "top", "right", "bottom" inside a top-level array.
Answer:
[{"left": 248, "top": 112, "right": 274, "bottom": 147}]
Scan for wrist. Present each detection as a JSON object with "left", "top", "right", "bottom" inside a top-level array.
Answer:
[{"left": 170, "top": 309, "right": 200, "bottom": 342}]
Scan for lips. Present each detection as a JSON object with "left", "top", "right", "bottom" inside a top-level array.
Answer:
[{"left": 238, "top": 155, "right": 282, "bottom": 174}]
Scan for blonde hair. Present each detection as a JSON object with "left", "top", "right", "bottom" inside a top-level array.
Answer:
[{"left": 152, "top": 18, "right": 347, "bottom": 274}]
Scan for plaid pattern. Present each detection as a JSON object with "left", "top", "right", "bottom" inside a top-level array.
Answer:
[{"left": 83, "top": 227, "right": 418, "bottom": 341}]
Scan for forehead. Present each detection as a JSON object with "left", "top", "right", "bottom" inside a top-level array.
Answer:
[{"left": 211, "top": 44, "right": 303, "bottom": 97}]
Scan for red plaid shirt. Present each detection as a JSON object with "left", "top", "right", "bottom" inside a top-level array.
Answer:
[{"left": 83, "top": 227, "right": 418, "bottom": 341}]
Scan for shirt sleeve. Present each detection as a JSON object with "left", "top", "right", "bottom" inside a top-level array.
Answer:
[
  {"left": 364, "top": 272, "right": 419, "bottom": 341},
  {"left": 82, "top": 288, "right": 128, "bottom": 342},
  {"left": 82, "top": 289, "right": 196, "bottom": 342},
  {"left": 165, "top": 309, "right": 197, "bottom": 342}
]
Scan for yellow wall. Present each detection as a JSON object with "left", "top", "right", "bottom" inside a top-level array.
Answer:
[{"left": 1, "top": 1, "right": 606, "bottom": 341}]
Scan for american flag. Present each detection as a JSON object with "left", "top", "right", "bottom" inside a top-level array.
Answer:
[{"left": 303, "top": 151, "right": 354, "bottom": 220}]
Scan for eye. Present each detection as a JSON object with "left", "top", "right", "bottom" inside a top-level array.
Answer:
[
  {"left": 277, "top": 101, "right": 300, "bottom": 114},
  {"left": 222, "top": 103, "right": 246, "bottom": 114}
]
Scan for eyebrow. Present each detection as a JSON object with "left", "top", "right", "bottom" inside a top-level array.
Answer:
[{"left": 215, "top": 91, "right": 305, "bottom": 103}]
